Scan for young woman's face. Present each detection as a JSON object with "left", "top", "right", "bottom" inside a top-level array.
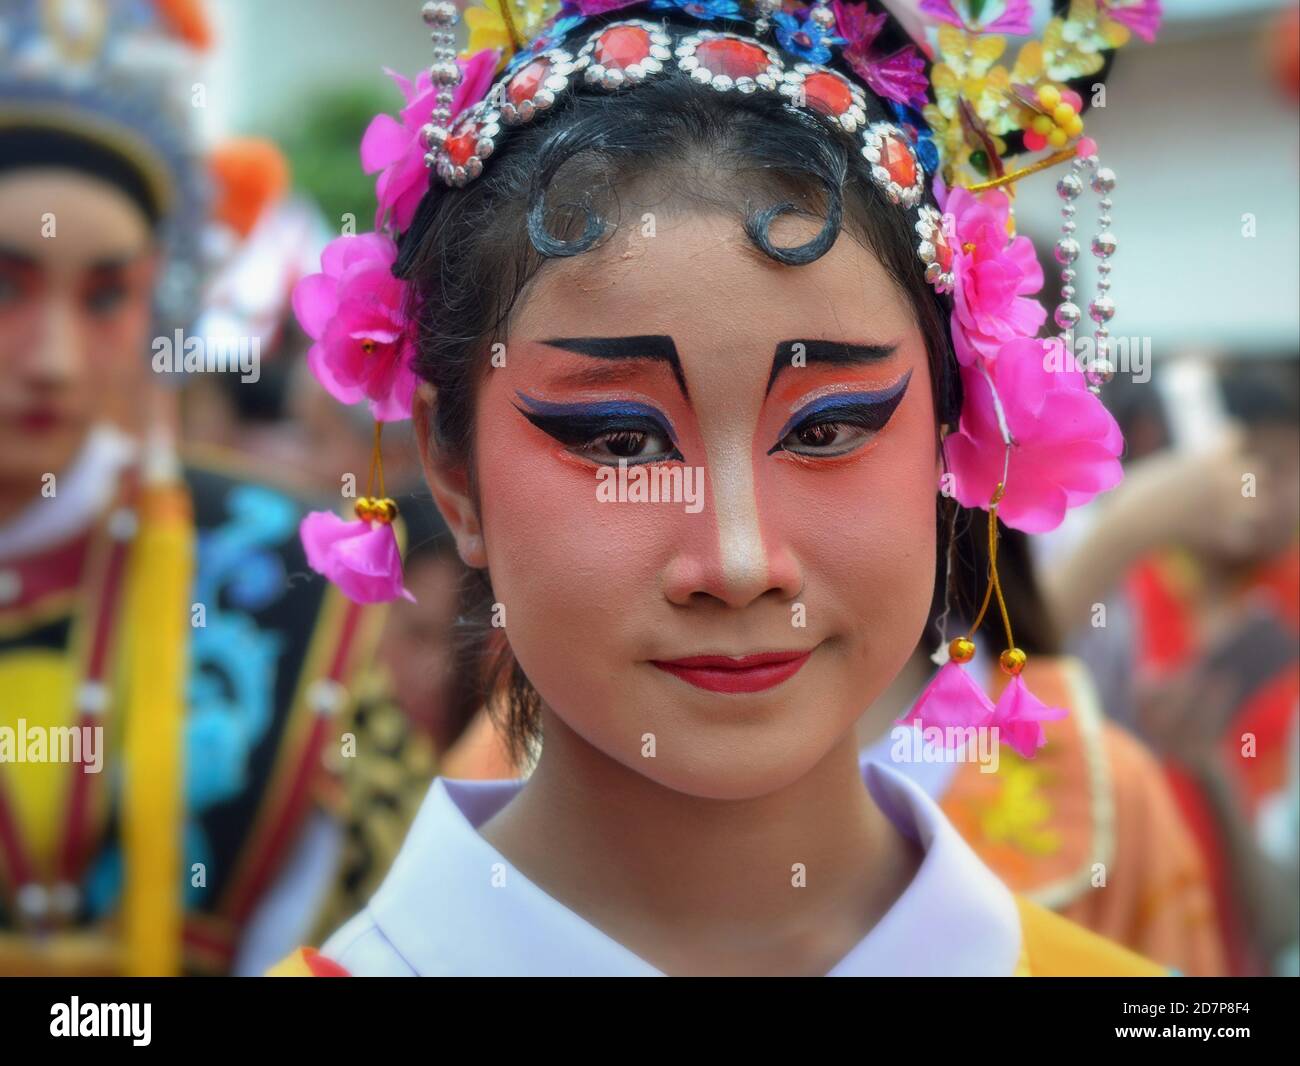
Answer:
[{"left": 443, "top": 210, "right": 941, "bottom": 799}]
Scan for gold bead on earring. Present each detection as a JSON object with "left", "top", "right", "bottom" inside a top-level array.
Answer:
[
  {"left": 999, "top": 647, "right": 1027, "bottom": 675},
  {"left": 949, "top": 636, "right": 976, "bottom": 663}
]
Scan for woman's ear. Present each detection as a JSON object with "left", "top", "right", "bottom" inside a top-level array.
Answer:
[{"left": 414, "top": 381, "right": 487, "bottom": 568}]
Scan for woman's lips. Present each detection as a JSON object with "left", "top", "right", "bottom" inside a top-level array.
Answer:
[
  {"left": 650, "top": 649, "right": 814, "bottom": 694},
  {"left": 17, "top": 407, "right": 62, "bottom": 433}
]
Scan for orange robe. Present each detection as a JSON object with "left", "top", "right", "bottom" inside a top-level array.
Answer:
[{"left": 940, "top": 655, "right": 1227, "bottom": 976}]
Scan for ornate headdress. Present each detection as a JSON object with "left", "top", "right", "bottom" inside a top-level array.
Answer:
[
  {"left": 0, "top": 0, "right": 213, "bottom": 332},
  {"left": 295, "top": 0, "right": 1162, "bottom": 757}
]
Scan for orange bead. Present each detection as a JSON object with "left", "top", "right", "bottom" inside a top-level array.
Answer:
[
  {"left": 999, "top": 648, "right": 1027, "bottom": 675},
  {"left": 949, "top": 636, "right": 976, "bottom": 663}
]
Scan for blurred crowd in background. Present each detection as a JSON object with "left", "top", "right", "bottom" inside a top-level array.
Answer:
[{"left": 0, "top": 0, "right": 1297, "bottom": 977}]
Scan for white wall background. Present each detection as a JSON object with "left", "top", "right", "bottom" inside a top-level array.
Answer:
[{"left": 205, "top": 0, "right": 1299, "bottom": 354}]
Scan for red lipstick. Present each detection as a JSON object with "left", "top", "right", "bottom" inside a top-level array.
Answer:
[
  {"left": 650, "top": 649, "right": 813, "bottom": 694},
  {"left": 17, "top": 406, "right": 61, "bottom": 433}
]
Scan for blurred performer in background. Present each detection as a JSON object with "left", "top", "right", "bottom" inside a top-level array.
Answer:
[
  {"left": 1126, "top": 363, "right": 1300, "bottom": 975},
  {"left": 0, "top": 0, "right": 379, "bottom": 975},
  {"left": 1037, "top": 359, "right": 1299, "bottom": 974},
  {"left": 860, "top": 514, "right": 1227, "bottom": 976}
]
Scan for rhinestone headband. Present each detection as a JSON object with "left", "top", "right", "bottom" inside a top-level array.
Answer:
[{"left": 417, "top": 2, "right": 956, "bottom": 293}]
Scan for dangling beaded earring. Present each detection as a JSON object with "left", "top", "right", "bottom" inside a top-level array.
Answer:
[
  {"left": 300, "top": 419, "right": 414, "bottom": 605},
  {"left": 355, "top": 420, "right": 400, "bottom": 532},
  {"left": 970, "top": 481, "right": 1068, "bottom": 759},
  {"left": 903, "top": 472, "right": 1067, "bottom": 759},
  {"left": 901, "top": 484, "right": 996, "bottom": 739}
]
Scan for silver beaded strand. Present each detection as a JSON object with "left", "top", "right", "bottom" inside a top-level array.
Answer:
[
  {"left": 419, "top": 2, "right": 465, "bottom": 174},
  {"left": 1053, "top": 154, "right": 1119, "bottom": 394},
  {"left": 752, "top": 0, "right": 784, "bottom": 36}
]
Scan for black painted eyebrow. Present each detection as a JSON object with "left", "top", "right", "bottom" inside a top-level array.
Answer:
[
  {"left": 0, "top": 245, "right": 39, "bottom": 269},
  {"left": 0, "top": 246, "right": 144, "bottom": 273},
  {"left": 86, "top": 256, "right": 140, "bottom": 273},
  {"left": 540, "top": 335, "right": 688, "bottom": 398},
  {"left": 766, "top": 340, "right": 897, "bottom": 395}
]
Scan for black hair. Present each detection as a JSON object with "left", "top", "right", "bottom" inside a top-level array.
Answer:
[
  {"left": 395, "top": 17, "right": 964, "bottom": 765},
  {"left": 0, "top": 125, "right": 165, "bottom": 225},
  {"left": 390, "top": 484, "right": 486, "bottom": 753},
  {"left": 1219, "top": 358, "right": 1300, "bottom": 428},
  {"left": 925, "top": 501, "right": 1061, "bottom": 658}
]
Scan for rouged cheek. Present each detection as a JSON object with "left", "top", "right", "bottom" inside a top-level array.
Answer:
[
  {"left": 752, "top": 379, "right": 939, "bottom": 607},
  {"left": 474, "top": 408, "right": 690, "bottom": 601}
]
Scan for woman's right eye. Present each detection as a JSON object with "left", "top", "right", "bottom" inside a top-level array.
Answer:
[
  {"left": 0, "top": 271, "right": 25, "bottom": 307},
  {"left": 512, "top": 395, "right": 683, "bottom": 466},
  {"left": 577, "top": 427, "right": 677, "bottom": 465}
]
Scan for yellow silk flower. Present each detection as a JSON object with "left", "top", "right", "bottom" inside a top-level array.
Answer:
[{"left": 462, "top": 0, "right": 564, "bottom": 69}]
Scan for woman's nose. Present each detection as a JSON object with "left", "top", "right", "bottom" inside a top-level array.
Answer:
[
  {"left": 27, "top": 294, "right": 79, "bottom": 386},
  {"left": 662, "top": 438, "right": 803, "bottom": 609}
]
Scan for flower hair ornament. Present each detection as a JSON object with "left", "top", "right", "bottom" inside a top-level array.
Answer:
[{"left": 292, "top": 0, "right": 1161, "bottom": 756}]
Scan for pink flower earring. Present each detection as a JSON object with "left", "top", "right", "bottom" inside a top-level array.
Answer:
[
  {"left": 300, "top": 422, "right": 414, "bottom": 605},
  {"left": 901, "top": 480, "right": 1066, "bottom": 759}
]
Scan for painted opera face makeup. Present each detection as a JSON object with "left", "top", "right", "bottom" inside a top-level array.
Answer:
[
  {"left": 0, "top": 169, "right": 156, "bottom": 489},
  {"left": 440, "top": 210, "right": 941, "bottom": 800}
]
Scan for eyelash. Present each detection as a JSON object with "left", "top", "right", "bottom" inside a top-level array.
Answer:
[
  {"left": 516, "top": 374, "right": 908, "bottom": 467},
  {"left": 771, "top": 376, "right": 912, "bottom": 459},
  {"left": 773, "top": 404, "right": 897, "bottom": 458},
  {"left": 84, "top": 282, "right": 129, "bottom": 315},
  {"left": 514, "top": 403, "right": 683, "bottom": 466}
]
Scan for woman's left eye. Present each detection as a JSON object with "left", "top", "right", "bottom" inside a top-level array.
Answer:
[
  {"left": 772, "top": 374, "right": 912, "bottom": 459},
  {"left": 779, "top": 420, "right": 874, "bottom": 457},
  {"left": 84, "top": 281, "right": 129, "bottom": 315}
]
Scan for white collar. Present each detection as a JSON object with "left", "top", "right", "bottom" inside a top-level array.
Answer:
[
  {"left": 0, "top": 424, "right": 137, "bottom": 562},
  {"left": 341, "top": 757, "right": 1022, "bottom": 976}
]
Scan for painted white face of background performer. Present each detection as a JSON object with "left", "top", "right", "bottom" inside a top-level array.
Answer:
[{"left": 0, "top": 169, "right": 157, "bottom": 502}]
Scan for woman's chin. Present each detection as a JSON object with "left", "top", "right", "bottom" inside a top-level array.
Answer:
[{"left": 598, "top": 709, "right": 851, "bottom": 802}]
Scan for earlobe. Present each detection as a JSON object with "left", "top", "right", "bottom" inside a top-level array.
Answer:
[{"left": 414, "top": 381, "right": 488, "bottom": 569}]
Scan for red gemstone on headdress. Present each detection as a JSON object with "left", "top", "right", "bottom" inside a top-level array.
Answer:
[
  {"left": 595, "top": 25, "right": 652, "bottom": 69},
  {"left": 508, "top": 58, "right": 552, "bottom": 104},
  {"left": 880, "top": 133, "right": 917, "bottom": 188},
  {"left": 445, "top": 124, "right": 481, "bottom": 167},
  {"left": 695, "top": 38, "right": 770, "bottom": 80},
  {"left": 801, "top": 72, "right": 852, "bottom": 117}
]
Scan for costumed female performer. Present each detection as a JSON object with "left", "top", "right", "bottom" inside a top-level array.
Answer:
[
  {"left": 0, "top": 0, "right": 380, "bottom": 976},
  {"left": 276, "top": 0, "right": 1167, "bottom": 977}
]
